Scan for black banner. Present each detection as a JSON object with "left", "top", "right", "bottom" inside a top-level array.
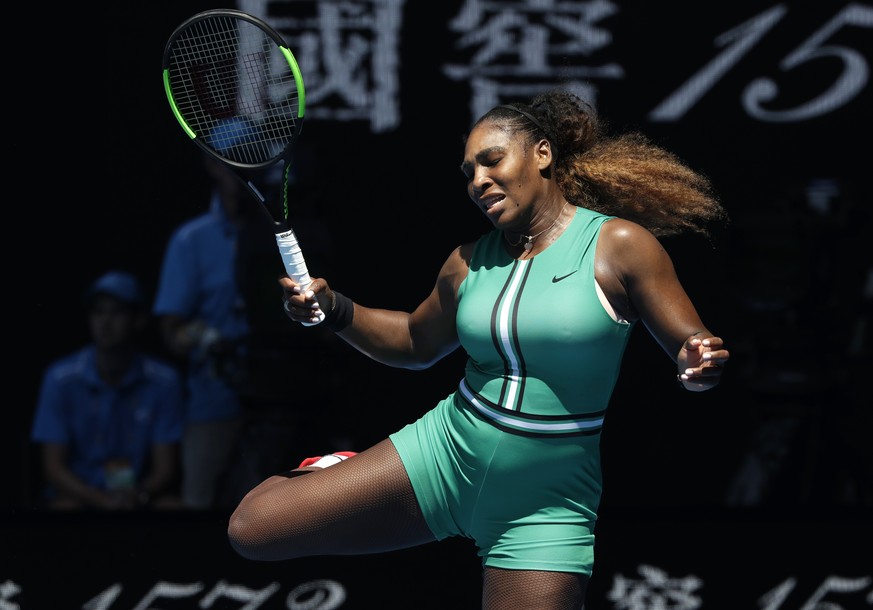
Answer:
[{"left": 3, "top": 509, "right": 871, "bottom": 609}]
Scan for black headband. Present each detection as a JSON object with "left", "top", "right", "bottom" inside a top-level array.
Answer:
[
  {"left": 499, "top": 104, "right": 547, "bottom": 136},
  {"left": 498, "top": 104, "right": 558, "bottom": 159}
]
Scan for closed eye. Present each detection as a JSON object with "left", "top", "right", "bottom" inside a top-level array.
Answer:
[{"left": 461, "top": 146, "right": 505, "bottom": 181}]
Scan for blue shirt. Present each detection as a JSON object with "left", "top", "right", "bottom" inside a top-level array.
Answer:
[
  {"left": 152, "top": 192, "right": 249, "bottom": 422},
  {"left": 31, "top": 346, "right": 184, "bottom": 491}
]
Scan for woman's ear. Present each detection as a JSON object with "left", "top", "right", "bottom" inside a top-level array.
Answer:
[{"left": 536, "top": 138, "right": 553, "bottom": 170}]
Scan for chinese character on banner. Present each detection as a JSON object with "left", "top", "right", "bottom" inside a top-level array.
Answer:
[
  {"left": 443, "top": 0, "right": 625, "bottom": 124},
  {"left": 240, "top": 0, "right": 405, "bottom": 132},
  {"left": 608, "top": 564, "right": 703, "bottom": 610}
]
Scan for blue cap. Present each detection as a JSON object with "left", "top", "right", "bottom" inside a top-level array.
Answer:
[{"left": 87, "top": 271, "right": 144, "bottom": 306}]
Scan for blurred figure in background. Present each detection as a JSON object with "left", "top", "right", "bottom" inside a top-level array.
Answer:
[
  {"left": 31, "top": 271, "right": 184, "bottom": 510},
  {"left": 154, "top": 151, "right": 346, "bottom": 510},
  {"left": 153, "top": 155, "right": 254, "bottom": 510}
]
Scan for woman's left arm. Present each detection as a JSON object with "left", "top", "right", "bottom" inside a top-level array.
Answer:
[{"left": 603, "top": 220, "right": 729, "bottom": 392}]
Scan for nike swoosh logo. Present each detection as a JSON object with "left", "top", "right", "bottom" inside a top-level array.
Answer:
[{"left": 552, "top": 270, "right": 578, "bottom": 283}]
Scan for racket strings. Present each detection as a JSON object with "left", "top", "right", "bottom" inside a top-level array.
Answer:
[{"left": 167, "top": 15, "right": 301, "bottom": 166}]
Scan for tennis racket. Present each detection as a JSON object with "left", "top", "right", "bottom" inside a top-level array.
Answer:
[{"left": 162, "top": 8, "right": 324, "bottom": 324}]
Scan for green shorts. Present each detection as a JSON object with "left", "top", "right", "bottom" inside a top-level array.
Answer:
[{"left": 389, "top": 392, "right": 602, "bottom": 575}]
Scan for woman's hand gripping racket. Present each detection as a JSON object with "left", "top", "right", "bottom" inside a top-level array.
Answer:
[{"left": 162, "top": 9, "right": 324, "bottom": 324}]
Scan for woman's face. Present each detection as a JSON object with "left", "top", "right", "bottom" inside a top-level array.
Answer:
[{"left": 461, "top": 121, "right": 547, "bottom": 230}]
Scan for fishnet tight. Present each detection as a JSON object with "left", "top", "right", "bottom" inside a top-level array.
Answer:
[
  {"left": 483, "top": 568, "right": 588, "bottom": 610},
  {"left": 228, "top": 439, "right": 589, "bottom": 609}
]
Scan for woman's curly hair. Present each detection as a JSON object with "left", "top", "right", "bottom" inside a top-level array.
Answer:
[{"left": 480, "top": 89, "right": 728, "bottom": 238}]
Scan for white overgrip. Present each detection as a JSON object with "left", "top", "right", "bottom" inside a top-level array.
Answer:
[{"left": 275, "top": 228, "right": 326, "bottom": 325}]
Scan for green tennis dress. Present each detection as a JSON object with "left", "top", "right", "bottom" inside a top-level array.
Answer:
[{"left": 390, "top": 206, "right": 635, "bottom": 575}]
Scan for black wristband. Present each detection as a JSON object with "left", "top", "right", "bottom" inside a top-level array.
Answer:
[{"left": 322, "top": 290, "right": 354, "bottom": 332}]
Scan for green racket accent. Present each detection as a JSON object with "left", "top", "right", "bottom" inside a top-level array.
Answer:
[
  {"left": 163, "top": 70, "right": 196, "bottom": 139},
  {"left": 281, "top": 46, "right": 305, "bottom": 119}
]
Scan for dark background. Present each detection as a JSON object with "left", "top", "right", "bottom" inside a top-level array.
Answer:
[
  {"left": 3, "top": 1, "right": 872, "bottom": 608},
  {"left": 7, "top": 0, "right": 872, "bottom": 513}
]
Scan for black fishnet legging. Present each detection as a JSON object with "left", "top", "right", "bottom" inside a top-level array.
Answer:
[
  {"left": 228, "top": 439, "right": 588, "bottom": 609},
  {"left": 483, "top": 568, "right": 588, "bottom": 610}
]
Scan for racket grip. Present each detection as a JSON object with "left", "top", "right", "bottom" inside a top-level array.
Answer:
[{"left": 275, "top": 229, "right": 326, "bottom": 326}]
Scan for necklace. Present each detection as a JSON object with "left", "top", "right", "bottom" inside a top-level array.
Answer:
[{"left": 503, "top": 205, "right": 566, "bottom": 252}]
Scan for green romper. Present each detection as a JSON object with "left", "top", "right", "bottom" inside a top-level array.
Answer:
[{"left": 390, "top": 207, "right": 635, "bottom": 575}]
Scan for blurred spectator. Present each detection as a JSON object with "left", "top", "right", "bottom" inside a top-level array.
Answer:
[
  {"left": 153, "top": 155, "right": 255, "bottom": 510},
  {"left": 155, "top": 150, "right": 354, "bottom": 510},
  {"left": 30, "top": 271, "right": 184, "bottom": 510}
]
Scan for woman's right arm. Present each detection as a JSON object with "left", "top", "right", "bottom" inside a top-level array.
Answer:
[{"left": 280, "top": 244, "right": 471, "bottom": 370}]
